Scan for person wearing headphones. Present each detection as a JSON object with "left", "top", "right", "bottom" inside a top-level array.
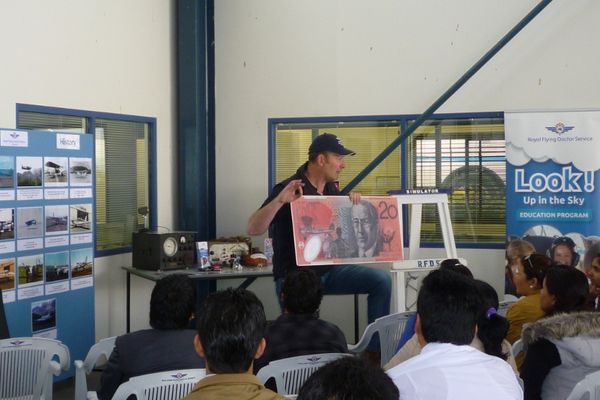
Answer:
[{"left": 548, "top": 236, "right": 579, "bottom": 268}]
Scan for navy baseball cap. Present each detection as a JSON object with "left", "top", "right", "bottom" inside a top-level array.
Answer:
[{"left": 308, "top": 133, "right": 355, "bottom": 156}]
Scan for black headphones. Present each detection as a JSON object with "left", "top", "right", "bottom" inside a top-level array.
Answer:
[{"left": 547, "top": 236, "right": 580, "bottom": 267}]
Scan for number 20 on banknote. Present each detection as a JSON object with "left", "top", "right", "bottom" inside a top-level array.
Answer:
[{"left": 290, "top": 195, "right": 403, "bottom": 266}]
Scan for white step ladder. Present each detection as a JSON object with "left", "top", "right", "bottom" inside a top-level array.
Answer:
[{"left": 390, "top": 192, "right": 460, "bottom": 312}]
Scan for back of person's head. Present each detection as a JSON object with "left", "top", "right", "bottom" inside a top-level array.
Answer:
[
  {"left": 543, "top": 265, "right": 589, "bottom": 315},
  {"left": 473, "top": 279, "right": 509, "bottom": 360},
  {"left": 439, "top": 258, "right": 473, "bottom": 279},
  {"left": 283, "top": 269, "right": 323, "bottom": 315},
  {"left": 417, "top": 268, "right": 480, "bottom": 345},
  {"left": 149, "top": 274, "right": 195, "bottom": 330},
  {"left": 196, "top": 288, "right": 266, "bottom": 373},
  {"left": 297, "top": 356, "right": 399, "bottom": 400}
]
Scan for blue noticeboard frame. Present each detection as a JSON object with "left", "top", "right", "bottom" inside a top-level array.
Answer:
[{"left": 0, "top": 128, "right": 95, "bottom": 378}]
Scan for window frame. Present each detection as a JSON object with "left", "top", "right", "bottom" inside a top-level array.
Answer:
[
  {"left": 268, "top": 111, "right": 504, "bottom": 249},
  {"left": 16, "top": 103, "right": 157, "bottom": 257}
]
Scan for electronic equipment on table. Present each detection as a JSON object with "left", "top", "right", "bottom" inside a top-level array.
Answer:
[{"left": 132, "top": 231, "right": 196, "bottom": 270}]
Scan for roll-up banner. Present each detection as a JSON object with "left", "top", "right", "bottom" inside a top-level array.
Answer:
[{"left": 505, "top": 110, "right": 600, "bottom": 273}]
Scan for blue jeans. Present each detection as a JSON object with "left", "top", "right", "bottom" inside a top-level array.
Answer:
[{"left": 275, "top": 265, "right": 391, "bottom": 351}]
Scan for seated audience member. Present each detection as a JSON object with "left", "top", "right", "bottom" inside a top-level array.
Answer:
[
  {"left": 183, "top": 288, "right": 285, "bottom": 400},
  {"left": 387, "top": 269, "right": 522, "bottom": 400},
  {"left": 506, "top": 253, "right": 552, "bottom": 369},
  {"left": 521, "top": 266, "right": 600, "bottom": 400},
  {"left": 439, "top": 258, "right": 474, "bottom": 278},
  {"left": 385, "top": 276, "right": 517, "bottom": 372},
  {"left": 98, "top": 274, "right": 203, "bottom": 400},
  {"left": 473, "top": 279, "right": 517, "bottom": 372},
  {"left": 505, "top": 239, "right": 535, "bottom": 296},
  {"left": 254, "top": 269, "right": 347, "bottom": 374},
  {"left": 385, "top": 260, "right": 473, "bottom": 369},
  {"left": 582, "top": 239, "right": 600, "bottom": 276},
  {"left": 587, "top": 254, "right": 600, "bottom": 310},
  {"left": 297, "top": 356, "right": 398, "bottom": 400}
]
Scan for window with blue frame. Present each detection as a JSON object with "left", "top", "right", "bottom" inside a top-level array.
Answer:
[
  {"left": 270, "top": 113, "right": 505, "bottom": 246},
  {"left": 16, "top": 104, "right": 155, "bottom": 255}
]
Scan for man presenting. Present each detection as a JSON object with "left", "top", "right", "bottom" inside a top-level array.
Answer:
[{"left": 248, "top": 133, "right": 391, "bottom": 358}]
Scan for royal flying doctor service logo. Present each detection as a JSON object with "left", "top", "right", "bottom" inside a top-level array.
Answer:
[
  {"left": 1, "top": 130, "right": 28, "bottom": 147},
  {"left": 545, "top": 122, "right": 574, "bottom": 135}
]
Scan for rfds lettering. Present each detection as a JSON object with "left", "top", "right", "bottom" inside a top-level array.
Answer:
[
  {"left": 515, "top": 166, "right": 594, "bottom": 193},
  {"left": 417, "top": 259, "right": 441, "bottom": 268}
]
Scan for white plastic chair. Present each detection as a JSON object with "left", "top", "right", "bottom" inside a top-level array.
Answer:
[
  {"left": 498, "top": 300, "right": 516, "bottom": 317},
  {"left": 347, "top": 311, "right": 415, "bottom": 367},
  {"left": 74, "top": 336, "right": 116, "bottom": 400},
  {"left": 503, "top": 294, "right": 519, "bottom": 302},
  {"left": 0, "top": 337, "right": 70, "bottom": 400},
  {"left": 565, "top": 369, "right": 600, "bottom": 400},
  {"left": 256, "top": 353, "right": 350, "bottom": 395},
  {"left": 111, "top": 368, "right": 205, "bottom": 400},
  {"left": 512, "top": 338, "right": 524, "bottom": 358}
]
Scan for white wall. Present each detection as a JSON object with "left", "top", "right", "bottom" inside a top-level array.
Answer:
[
  {"left": 214, "top": 0, "right": 600, "bottom": 337},
  {"left": 0, "top": 1, "right": 176, "bottom": 338}
]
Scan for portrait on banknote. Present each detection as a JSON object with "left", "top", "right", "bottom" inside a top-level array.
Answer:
[{"left": 290, "top": 195, "right": 403, "bottom": 266}]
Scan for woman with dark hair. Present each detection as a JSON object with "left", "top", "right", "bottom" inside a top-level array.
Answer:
[
  {"left": 473, "top": 279, "right": 517, "bottom": 371},
  {"left": 587, "top": 254, "right": 600, "bottom": 310},
  {"left": 505, "top": 239, "right": 535, "bottom": 295},
  {"left": 520, "top": 266, "right": 600, "bottom": 400},
  {"left": 506, "top": 254, "right": 552, "bottom": 350}
]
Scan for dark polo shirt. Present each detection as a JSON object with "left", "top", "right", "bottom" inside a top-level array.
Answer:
[{"left": 260, "top": 162, "right": 339, "bottom": 280}]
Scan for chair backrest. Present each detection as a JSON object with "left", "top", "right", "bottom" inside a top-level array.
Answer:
[
  {"left": 0, "top": 337, "right": 70, "bottom": 400},
  {"left": 74, "top": 336, "right": 116, "bottom": 400},
  {"left": 81, "top": 336, "right": 116, "bottom": 374},
  {"left": 565, "top": 369, "right": 600, "bottom": 400},
  {"left": 111, "top": 368, "right": 205, "bottom": 400},
  {"left": 347, "top": 311, "right": 416, "bottom": 367},
  {"left": 256, "top": 353, "right": 350, "bottom": 395},
  {"left": 512, "top": 339, "right": 524, "bottom": 358},
  {"left": 503, "top": 294, "right": 519, "bottom": 302},
  {"left": 498, "top": 300, "right": 515, "bottom": 317}
]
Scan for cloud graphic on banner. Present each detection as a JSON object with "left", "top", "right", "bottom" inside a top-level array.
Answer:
[
  {"left": 505, "top": 110, "right": 600, "bottom": 172},
  {"left": 506, "top": 143, "right": 548, "bottom": 165}
]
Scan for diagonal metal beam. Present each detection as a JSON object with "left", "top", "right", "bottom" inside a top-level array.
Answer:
[{"left": 342, "top": 0, "right": 553, "bottom": 194}]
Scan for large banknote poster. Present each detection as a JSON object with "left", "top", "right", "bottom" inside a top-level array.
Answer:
[{"left": 291, "top": 195, "right": 403, "bottom": 266}]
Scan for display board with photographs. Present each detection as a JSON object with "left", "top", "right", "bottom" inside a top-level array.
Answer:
[{"left": 0, "top": 129, "right": 95, "bottom": 376}]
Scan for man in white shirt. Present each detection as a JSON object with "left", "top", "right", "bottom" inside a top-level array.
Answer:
[{"left": 387, "top": 269, "right": 522, "bottom": 400}]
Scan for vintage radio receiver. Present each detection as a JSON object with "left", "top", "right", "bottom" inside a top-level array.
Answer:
[
  {"left": 208, "top": 240, "right": 250, "bottom": 265},
  {"left": 132, "top": 231, "right": 196, "bottom": 270}
]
